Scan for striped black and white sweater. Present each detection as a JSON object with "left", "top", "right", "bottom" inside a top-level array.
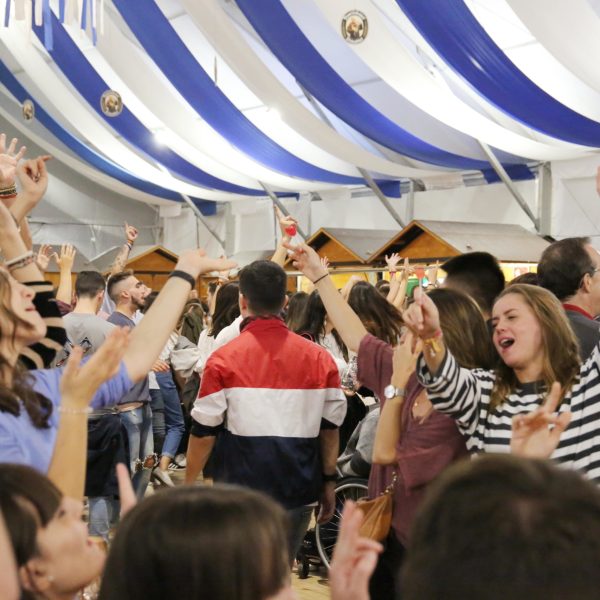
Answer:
[{"left": 417, "top": 347, "right": 600, "bottom": 481}]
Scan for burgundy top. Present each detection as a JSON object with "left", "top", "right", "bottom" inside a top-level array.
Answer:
[{"left": 357, "top": 334, "right": 467, "bottom": 546}]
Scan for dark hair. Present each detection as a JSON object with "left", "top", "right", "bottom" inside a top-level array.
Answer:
[
  {"left": 442, "top": 252, "right": 505, "bottom": 315},
  {"left": 0, "top": 464, "right": 61, "bottom": 597},
  {"left": 538, "top": 237, "right": 594, "bottom": 301},
  {"left": 207, "top": 281, "right": 218, "bottom": 296},
  {"left": 100, "top": 485, "right": 290, "bottom": 600},
  {"left": 509, "top": 272, "right": 539, "bottom": 286},
  {"left": 375, "top": 279, "right": 390, "bottom": 297},
  {"left": 106, "top": 270, "right": 134, "bottom": 304},
  {"left": 402, "top": 455, "right": 600, "bottom": 600},
  {"left": 238, "top": 261, "right": 287, "bottom": 315},
  {"left": 285, "top": 291, "right": 309, "bottom": 332},
  {"left": 294, "top": 290, "right": 348, "bottom": 361},
  {"left": 429, "top": 288, "right": 495, "bottom": 370},
  {"left": 347, "top": 281, "right": 403, "bottom": 345},
  {"left": 209, "top": 282, "right": 240, "bottom": 338},
  {"left": 75, "top": 271, "right": 106, "bottom": 299},
  {"left": 141, "top": 291, "right": 159, "bottom": 314},
  {"left": 0, "top": 270, "right": 53, "bottom": 428}
]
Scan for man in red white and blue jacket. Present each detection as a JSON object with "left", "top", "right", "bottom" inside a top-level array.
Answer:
[{"left": 185, "top": 261, "right": 346, "bottom": 559}]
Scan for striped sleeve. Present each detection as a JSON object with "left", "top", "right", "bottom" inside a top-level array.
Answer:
[
  {"left": 18, "top": 282, "right": 66, "bottom": 370},
  {"left": 191, "top": 354, "right": 227, "bottom": 435},
  {"left": 416, "top": 350, "right": 493, "bottom": 438},
  {"left": 321, "top": 353, "right": 346, "bottom": 428}
]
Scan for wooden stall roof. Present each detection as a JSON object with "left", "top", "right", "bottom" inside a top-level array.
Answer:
[
  {"left": 290, "top": 227, "right": 398, "bottom": 265},
  {"left": 32, "top": 244, "right": 91, "bottom": 273},
  {"left": 368, "top": 220, "right": 550, "bottom": 264},
  {"left": 87, "top": 244, "right": 178, "bottom": 274}
]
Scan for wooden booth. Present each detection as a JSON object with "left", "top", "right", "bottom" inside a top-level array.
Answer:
[
  {"left": 368, "top": 220, "right": 551, "bottom": 284},
  {"left": 286, "top": 227, "right": 397, "bottom": 291}
]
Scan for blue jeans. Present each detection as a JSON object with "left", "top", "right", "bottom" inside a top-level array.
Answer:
[
  {"left": 120, "top": 404, "right": 153, "bottom": 499},
  {"left": 156, "top": 371, "right": 185, "bottom": 459},
  {"left": 88, "top": 496, "right": 119, "bottom": 541},
  {"left": 287, "top": 505, "right": 314, "bottom": 564}
]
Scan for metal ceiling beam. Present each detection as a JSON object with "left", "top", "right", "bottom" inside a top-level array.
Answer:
[
  {"left": 260, "top": 181, "right": 308, "bottom": 239},
  {"left": 477, "top": 141, "right": 539, "bottom": 230},
  {"left": 180, "top": 193, "right": 226, "bottom": 248},
  {"left": 298, "top": 83, "right": 405, "bottom": 229}
]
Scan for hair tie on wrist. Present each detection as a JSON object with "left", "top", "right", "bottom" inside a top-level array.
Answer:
[
  {"left": 312, "top": 273, "right": 328, "bottom": 285},
  {"left": 169, "top": 270, "right": 196, "bottom": 288}
]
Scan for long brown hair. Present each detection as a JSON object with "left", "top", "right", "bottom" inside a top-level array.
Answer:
[
  {"left": 489, "top": 284, "right": 580, "bottom": 410},
  {"left": 0, "top": 464, "right": 62, "bottom": 600},
  {"left": 429, "top": 288, "right": 495, "bottom": 370},
  {"left": 348, "top": 281, "right": 404, "bottom": 346},
  {"left": 0, "top": 270, "right": 52, "bottom": 428}
]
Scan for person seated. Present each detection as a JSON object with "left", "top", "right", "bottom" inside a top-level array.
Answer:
[{"left": 402, "top": 455, "right": 600, "bottom": 600}]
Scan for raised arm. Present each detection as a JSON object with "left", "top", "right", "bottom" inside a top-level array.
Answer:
[
  {"left": 54, "top": 244, "right": 76, "bottom": 305},
  {"left": 271, "top": 205, "right": 299, "bottom": 267},
  {"left": 109, "top": 222, "right": 138, "bottom": 276},
  {"left": 123, "top": 251, "right": 236, "bottom": 381},
  {"left": 48, "top": 328, "right": 129, "bottom": 499},
  {"left": 285, "top": 242, "right": 368, "bottom": 353},
  {"left": 372, "top": 332, "right": 421, "bottom": 465}
]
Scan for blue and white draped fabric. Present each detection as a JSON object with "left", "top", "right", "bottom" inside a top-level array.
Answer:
[{"left": 395, "top": 0, "right": 600, "bottom": 147}]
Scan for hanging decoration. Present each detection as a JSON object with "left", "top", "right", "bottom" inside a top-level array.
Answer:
[
  {"left": 22, "top": 99, "right": 35, "bottom": 121},
  {"left": 341, "top": 10, "right": 368, "bottom": 43},
  {"left": 100, "top": 89, "right": 123, "bottom": 117},
  {"left": 2, "top": 0, "right": 102, "bottom": 50}
]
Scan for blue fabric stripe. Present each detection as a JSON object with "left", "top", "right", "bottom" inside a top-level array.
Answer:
[
  {"left": 396, "top": 0, "right": 600, "bottom": 147},
  {"left": 0, "top": 60, "right": 218, "bottom": 215},
  {"left": 32, "top": 12, "right": 267, "bottom": 196},
  {"left": 111, "top": 0, "right": 363, "bottom": 185},
  {"left": 482, "top": 164, "right": 534, "bottom": 184},
  {"left": 236, "top": 0, "right": 492, "bottom": 170}
]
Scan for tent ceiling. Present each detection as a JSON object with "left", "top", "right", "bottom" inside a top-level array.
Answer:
[{"left": 0, "top": 0, "right": 598, "bottom": 213}]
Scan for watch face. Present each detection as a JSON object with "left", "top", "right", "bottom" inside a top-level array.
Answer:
[{"left": 384, "top": 384, "right": 396, "bottom": 399}]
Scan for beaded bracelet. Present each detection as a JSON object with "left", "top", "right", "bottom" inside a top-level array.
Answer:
[{"left": 5, "top": 250, "right": 35, "bottom": 272}]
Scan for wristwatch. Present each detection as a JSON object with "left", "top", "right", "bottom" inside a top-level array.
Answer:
[{"left": 384, "top": 384, "right": 406, "bottom": 400}]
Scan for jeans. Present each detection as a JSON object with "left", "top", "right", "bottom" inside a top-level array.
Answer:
[
  {"left": 150, "top": 389, "right": 166, "bottom": 455},
  {"left": 287, "top": 505, "right": 314, "bottom": 564},
  {"left": 156, "top": 371, "right": 185, "bottom": 459},
  {"left": 120, "top": 404, "right": 153, "bottom": 499},
  {"left": 88, "top": 496, "right": 119, "bottom": 541}
]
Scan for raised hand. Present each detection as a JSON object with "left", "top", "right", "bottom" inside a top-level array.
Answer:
[
  {"left": 511, "top": 382, "right": 572, "bottom": 459},
  {"left": 124, "top": 222, "right": 138, "bottom": 244},
  {"left": 283, "top": 241, "right": 326, "bottom": 283},
  {"left": 320, "top": 256, "right": 330, "bottom": 271},
  {"left": 16, "top": 155, "right": 50, "bottom": 201},
  {"left": 402, "top": 286, "right": 441, "bottom": 339},
  {"left": 176, "top": 249, "right": 237, "bottom": 280},
  {"left": 0, "top": 134, "right": 26, "bottom": 187},
  {"left": 54, "top": 244, "right": 76, "bottom": 272},
  {"left": 329, "top": 501, "right": 383, "bottom": 600},
  {"left": 385, "top": 252, "right": 401, "bottom": 273},
  {"left": 274, "top": 205, "right": 298, "bottom": 238},
  {"left": 60, "top": 327, "right": 130, "bottom": 410},
  {"left": 35, "top": 244, "right": 54, "bottom": 272},
  {"left": 391, "top": 331, "right": 423, "bottom": 388}
]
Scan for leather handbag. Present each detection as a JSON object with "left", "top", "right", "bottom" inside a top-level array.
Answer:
[{"left": 356, "top": 472, "right": 397, "bottom": 542}]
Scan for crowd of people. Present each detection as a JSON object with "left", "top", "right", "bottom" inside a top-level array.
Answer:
[{"left": 3, "top": 135, "right": 600, "bottom": 600}]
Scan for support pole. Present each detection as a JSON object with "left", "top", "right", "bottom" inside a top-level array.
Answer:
[
  {"left": 298, "top": 83, "right": 405, "bottom": 228},
  {"left": 478, "top": 141, "right": 539, "bottom": 230},
  {"left": 180, "top": 194, "right": 226, "bottom": 248},
  {"left": 260, "top": 181, "right": 308, "bottom": 239}
]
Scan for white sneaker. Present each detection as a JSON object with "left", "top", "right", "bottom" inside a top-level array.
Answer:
[{"left": 152, "top": 467, "right": 175, "bottom": 487}]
